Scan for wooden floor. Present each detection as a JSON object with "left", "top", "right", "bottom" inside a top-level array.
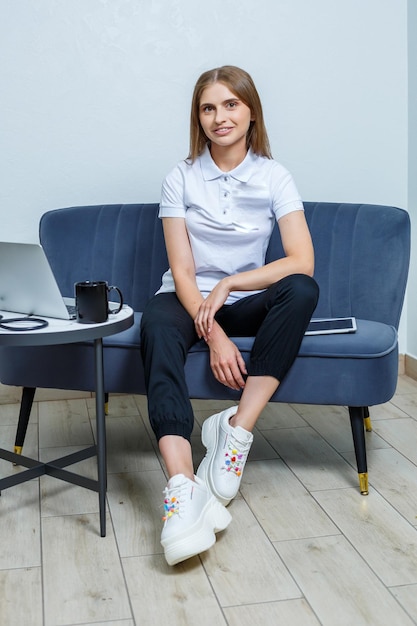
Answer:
[{"left": 1, "top": 375, "right": 417, "bottom": 626}]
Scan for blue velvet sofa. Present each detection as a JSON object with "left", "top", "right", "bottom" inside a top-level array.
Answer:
[{"left": 0, "top": 202, "right": 410, "bottom": 495}]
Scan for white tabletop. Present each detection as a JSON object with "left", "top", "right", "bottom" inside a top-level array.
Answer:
[{"left": 0, "top": 304, "right": 134, "bottom": 346}]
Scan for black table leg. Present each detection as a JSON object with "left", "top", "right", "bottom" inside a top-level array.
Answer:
[
  {"left": 94, "top": 337, "right": 107, "bottom": 537},
  {"left": 0, "top": 341, "right": 108, "bottom": 535}
]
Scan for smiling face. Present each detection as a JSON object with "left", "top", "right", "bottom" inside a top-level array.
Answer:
[{"left": 198, "top": 82, "right": 254, "bottom": 159}]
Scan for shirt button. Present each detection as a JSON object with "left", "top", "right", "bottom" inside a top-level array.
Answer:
[{"left": 224, "top": 192, "right": 228, "bottom": 197}]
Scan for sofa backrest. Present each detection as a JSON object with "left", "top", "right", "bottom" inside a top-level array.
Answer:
[
  {"left": 40, "top": 204, "right": 167, "bottom": 312},
  {"left": 40, "top": 202, "right": 410, "bottom": 327},
  {"left": 267, "top": 202, "right": 410, "bottom": 327}
]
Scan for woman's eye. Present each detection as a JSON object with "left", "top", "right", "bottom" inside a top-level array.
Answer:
[
  {"left": 202, "top": 105, "right": 213, "bottom": 113},
  {"left": 227, "top": 101, "right": 238, "bottom": 108}
]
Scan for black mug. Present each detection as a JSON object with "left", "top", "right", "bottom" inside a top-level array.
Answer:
[{"left": 75, "top": 281, "right": 123, "bottom": 324}]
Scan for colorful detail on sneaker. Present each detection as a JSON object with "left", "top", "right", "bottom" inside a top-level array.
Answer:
[
  {"left": 162, "top": 483, "right": 196, "bottom": 521},
  {"left": 163, "top": 495, "right": 179, "bottom": 521},
  {"left": 224, "top": 445, "right": 245, "bottom": 477}
]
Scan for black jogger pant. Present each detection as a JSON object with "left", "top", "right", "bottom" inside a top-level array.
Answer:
[{"left": 140, "top": 274, "right": 319, "bottom": 441}]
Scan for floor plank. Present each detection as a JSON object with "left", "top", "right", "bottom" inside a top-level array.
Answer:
[
  {"left": 276, "top": 535, "right": 415, "bottom": 626},
  {"left": 313, "top": 487, "right": 417, "bottom": 586},
  {"left": 42, "top": 513, "right": 132, "bottom": 626},
  {"left": 2, "top": 378, "right": 417, "bottom": 625}
]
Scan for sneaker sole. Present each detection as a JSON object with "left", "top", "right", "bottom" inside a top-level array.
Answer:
[
  {"left": 161, "top": 497, "right": 232, "bottom": 566},
  {"left": 197, "top": 412, "right": 234, "bottom": 507}
]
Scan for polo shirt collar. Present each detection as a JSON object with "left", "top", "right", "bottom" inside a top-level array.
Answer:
[{"left": 200, "top": 145, "right": 258, "bottom": 182}]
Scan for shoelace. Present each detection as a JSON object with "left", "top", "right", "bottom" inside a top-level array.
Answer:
[
  {"left": 222, "top": 433, "right": 251, "bottom": 477},
  {"left": 162, "top": 482, "right": 186, "bottom": 522}
]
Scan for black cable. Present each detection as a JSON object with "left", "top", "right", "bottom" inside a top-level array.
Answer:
[{"left": 0, "top": 314, "right": 49, "bottom": 331}]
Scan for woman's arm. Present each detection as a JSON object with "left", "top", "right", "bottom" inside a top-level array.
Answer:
[
  {"left": 195, "top": 210, "right": 314, "bottom": 337},
  {"left": 162, "top": 217, "right": 247, "bottom": 390},
  {"left": 162, "top": 217, "right": 204, "bottom": 319}
]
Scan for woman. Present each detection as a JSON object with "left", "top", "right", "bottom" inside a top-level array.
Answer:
[{"left": 140, "top": 65, "right": 319, "bottom": 566}]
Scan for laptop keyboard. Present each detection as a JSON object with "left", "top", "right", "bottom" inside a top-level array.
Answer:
[{"left": 66, "top": 304, "right": 77, "bottom": 319}]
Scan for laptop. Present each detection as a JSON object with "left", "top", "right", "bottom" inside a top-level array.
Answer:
[{"left": 0, "top": 241, "right": 76, "bottom": 320}]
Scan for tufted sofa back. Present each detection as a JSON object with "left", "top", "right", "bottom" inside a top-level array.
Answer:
[
  {"left": 40, "top": 204, "right": 168, "bottom": 312},
  {"left": 40, "top": 202, "right": 410, "bottom": 328},
  {"left": 266, "top": 202, "right": 410, "bottom": 327}
]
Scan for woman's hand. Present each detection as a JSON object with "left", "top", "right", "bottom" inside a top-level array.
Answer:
[
  {"left": 205, "top": 324, "right": 247, "bottom": 390},
  {"left": 194, "top": 278, "right": 230, "bottom": 340},
  {"left": 193, "top": 280, "right": 246, "bottom": 389}
]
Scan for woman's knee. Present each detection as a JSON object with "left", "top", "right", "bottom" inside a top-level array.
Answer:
[
  {"left": 289, "top": 274, "right": 319, "bottom": 306},
  {"left": 272, "top": 274, "right": 319, "bottom": 313}
]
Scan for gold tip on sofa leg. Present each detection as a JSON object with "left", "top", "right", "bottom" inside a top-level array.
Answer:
[
  {"left": 13, "top": 445, "right": 23, "bottom": 466},
  {"left": 364, "top": 416, "right": 372, "bottom": 432},
  {"left": 104, "top": 402, "right": 109, "bottom": 416},
  {"left": 359, "top": 472, "right": 369, "bottom": 495}
]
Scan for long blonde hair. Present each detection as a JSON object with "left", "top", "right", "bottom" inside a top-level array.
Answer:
[{"left": 188, "top": 65, "right": 272, "bottom": 161}]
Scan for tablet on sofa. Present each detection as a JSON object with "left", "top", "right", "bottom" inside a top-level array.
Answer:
[{"left": 305, "top": 317, "right": 357, "bottom": 335}]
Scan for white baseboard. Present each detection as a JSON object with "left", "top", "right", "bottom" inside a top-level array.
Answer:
[{"left": 405, "top": 353, "right": 417, "bottom": 381}]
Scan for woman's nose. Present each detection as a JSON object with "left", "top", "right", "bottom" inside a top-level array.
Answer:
[{"left": 215, "top": 108, "right": 226, "bottom": 124}]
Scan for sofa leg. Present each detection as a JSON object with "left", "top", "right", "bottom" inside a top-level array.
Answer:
[
  {"left": 363, "top": 406, "right": 372, "bottom": 432},
  {"left": 348, "top": 406, "right": 369, "bottom": 495},
  {"left": 14, "top": 387, "right": 36, "bottom": 456},
  {"left": 104, "top": 392, "right": 109, "bottom": 415}
]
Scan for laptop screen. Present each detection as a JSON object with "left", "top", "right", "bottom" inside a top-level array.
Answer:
[{"left": 0, "top": 241, "right": 72, "bottom": 319}]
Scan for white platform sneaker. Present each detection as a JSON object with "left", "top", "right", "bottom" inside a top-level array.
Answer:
[
  {"left": 197, "top": 407, "right": 253, "bottom": 506},
  {"left": 160, "top": 473, "right": 232, "bottom": 566}
]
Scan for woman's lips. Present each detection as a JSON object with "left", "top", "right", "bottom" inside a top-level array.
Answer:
[{"left": 214, "top": 127, "right": 233, "bottom": 135}]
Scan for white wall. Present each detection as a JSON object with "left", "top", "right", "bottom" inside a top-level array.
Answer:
[
  {"left": 0, "top": 0, "right": 410, "bottom": 349},
  {"left": 408, "top": 0, "right": 417, "bottom": 359}
]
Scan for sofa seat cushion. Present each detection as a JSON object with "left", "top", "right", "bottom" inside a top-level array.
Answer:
[
  {"left": 100, "top": 313, "right": 397, "bottom": 406},
  {"left": 298, "top": 320, "right": 396, "bottom": 358},
  {"left": 103, "top": 314, "right": 396, "bottom": 360},
  {"left": 102, "top": 312, "right": 142, "bottom": 348},
  {"left": 0, "top": 316, "right": 396, "bottom": 404},
  {"left": 186, "top": 319, "right": 397, "bottom": 359},
  {"left": 183, "top": 319, "right": 399, "bottom": 406}
]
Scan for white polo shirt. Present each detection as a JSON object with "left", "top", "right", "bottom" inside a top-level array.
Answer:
[{"left": 157, "top": 146, "right": 303, "bottom": 304}]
